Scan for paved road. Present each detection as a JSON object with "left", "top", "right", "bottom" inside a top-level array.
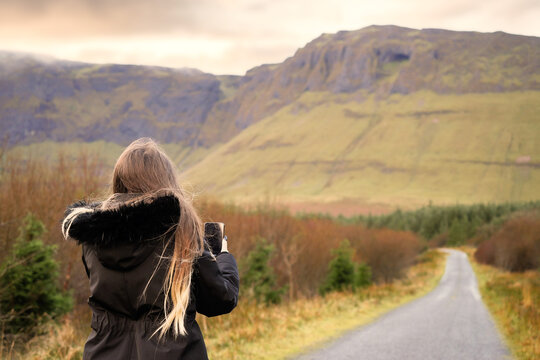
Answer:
[{"left": 294, "top": 250, "right": 511, "bottom": 360}]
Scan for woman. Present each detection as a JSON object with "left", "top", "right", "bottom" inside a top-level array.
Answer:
[{"left": 61, "top": 138, "right": 239, "bottom": 359}]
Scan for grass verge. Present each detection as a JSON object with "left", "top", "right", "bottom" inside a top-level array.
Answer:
[
  {"left": 202, "top": 249, "right": 447, "bottom": 359},
  {"left": 1, "top": 306, "right": 89, "bottom": 360},
  {"left": 464, "top": 247, "right": 540, "bottom": 360}
]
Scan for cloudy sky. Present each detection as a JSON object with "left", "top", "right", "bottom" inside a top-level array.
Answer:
[{"left": 0, "top": 0, "right": 538, "bottom": 75}]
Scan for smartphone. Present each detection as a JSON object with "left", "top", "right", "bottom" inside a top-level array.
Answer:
[{"left": 204, "top": 222, "right": 225, "bottom": 255}]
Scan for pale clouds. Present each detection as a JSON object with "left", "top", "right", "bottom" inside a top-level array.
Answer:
[{"left": 0, "top": 0, "right": 538, "bottom": 74}]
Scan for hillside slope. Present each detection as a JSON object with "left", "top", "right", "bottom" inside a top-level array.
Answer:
[{"left": 185, "top": 90, "right": 540, "bottom": 210}]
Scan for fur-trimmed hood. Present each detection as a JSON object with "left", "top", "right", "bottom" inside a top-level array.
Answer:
[
  {"left": 63, "top": 192, "right": 180, "bottom": 246},
  {"left": 62, "top": 192, "right": 180, "bottom": 270}
]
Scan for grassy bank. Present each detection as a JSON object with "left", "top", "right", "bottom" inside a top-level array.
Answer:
[
  {"left": 0, "top": 305, "right": 89, "bottom": 360},
  {"left": 466, "top": 247, "right": 540, "bottom": 360},
  {"left": 4, "top": 250, "right": 446, "bottom": 360},
  {"left": 203, "top": 249, "right": 446, "bottom": 359}
]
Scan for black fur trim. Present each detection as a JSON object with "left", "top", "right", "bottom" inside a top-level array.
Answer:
[{"left": 63, "top": 194, "right": 180, "bottom": 247}]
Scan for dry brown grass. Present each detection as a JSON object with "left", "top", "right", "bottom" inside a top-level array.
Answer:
[
  {"left": 1, "top": 305, "right": 89, "bottom": 360},
  {"left": 466, "top": 247, "right": 540, "bottom": 360}
]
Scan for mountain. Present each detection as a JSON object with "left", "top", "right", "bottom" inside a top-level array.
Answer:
[
  {"left": 0, "top": 51, "right": 226, "bottom": 145},
  {"left": 209, "top": 25, "right": 539, "bottom": 133},
  {"left": 2, "top": 26, "right": 539, "bottom": 147},
  {"left": 2, "top": 26, "right": 540, "bottom": 213}
]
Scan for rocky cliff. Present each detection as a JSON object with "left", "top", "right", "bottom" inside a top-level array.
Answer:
[{"left": 222, "top": 25, "right": 540, "bottom": 131}]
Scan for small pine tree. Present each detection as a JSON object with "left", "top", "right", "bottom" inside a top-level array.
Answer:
[
  {"left": 467, "top": 215, "right": 483, "bottom": 239},
  {"left": 242, "top": 237, "right": 286, "bottom": 305},
  {"left": 355, "top": 262, "right": 372, "bottom": 288},
  {"left": 320, "top": 239, "right": 357, "bottom": 294},
  {"left": 0, "top": 213, "right": 73, "bottom": 334}
]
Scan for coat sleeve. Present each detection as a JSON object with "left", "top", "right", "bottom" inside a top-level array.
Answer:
[{"left": 194, "top": 250, "right": 240, "bottom": 317}]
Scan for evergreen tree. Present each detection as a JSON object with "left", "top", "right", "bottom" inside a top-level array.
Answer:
[
  {"left": 468, "top": 214, "right": 483, "bottom": 238},
  {"left": 355, "top": 262, "right": 372, "bottom": 289},
  {"left": 0, "top": 214, "right": 73, "bottom": 334},
  {"left": 352, "top": 200, "right": 540, "bottom": 244},
  {"left": 320, "top": 239, "right": 358, "bottom": 294},
  {"left": 448, "top": 218, "right": 467, "bottom": 246},
  {"left": 242, "top": 237, "right": 286, "bottom": 305}
]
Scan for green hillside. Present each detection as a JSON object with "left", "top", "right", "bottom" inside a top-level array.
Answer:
[
  {"left": 2, "top": 26, "right": 540, "bottom": 213},
  {"left": 185, "top": 90, "right": 540, "bottom": 211}
]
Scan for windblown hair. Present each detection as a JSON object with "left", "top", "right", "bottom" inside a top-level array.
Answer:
[{"left": 88, "top": 138, "right": 204, "bottom": 338}]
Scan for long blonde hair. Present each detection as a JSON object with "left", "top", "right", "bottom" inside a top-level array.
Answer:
[{"left": 108, "top": 138, "right": 204, "bottom": 338}]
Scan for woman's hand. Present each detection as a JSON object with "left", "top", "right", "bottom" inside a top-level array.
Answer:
[{"left": 221, "top": 236, "right": 228, "bottom": 253}]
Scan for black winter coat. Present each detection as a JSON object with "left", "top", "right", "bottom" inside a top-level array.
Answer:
[{"left": 62, "top": 193, "right": 240, "bottom": 360}]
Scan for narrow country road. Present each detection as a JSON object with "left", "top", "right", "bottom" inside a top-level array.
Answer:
[{"left": 294, "top": 249, "right": 511, "bottom": 360}]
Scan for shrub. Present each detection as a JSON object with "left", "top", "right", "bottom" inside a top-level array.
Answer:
[
  {"left": 447, "top": 218, "right": 467, "bottom": 246},
  {"left": 320, "top": 240, "right": 356, "bottom": 294},
  {"left": 428, "top": 232, "right": 448, "bottom": 248},
  {"left": 0, "top": 214, "right": 73, "bottom": 335},
  {"left": 358, "top": 229, "right": 421, "bottom": 283},
  {"left": 242, "top": 237, "right": 286, "bottom": 305},
  {"left": 355, "top": 262, "right": 372, "bottom": 288},
  {"left": 475, "top": 213, "right": 540, "bottom": 272},
  {"left": 473, "top": 238, "right": 495, "bottom": 265},
  {"left": 470, "top": 222, "right": 500, "bottom": 246},
  {"left": 320, "top": 240, "right": 372, "bottom": 294}
]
